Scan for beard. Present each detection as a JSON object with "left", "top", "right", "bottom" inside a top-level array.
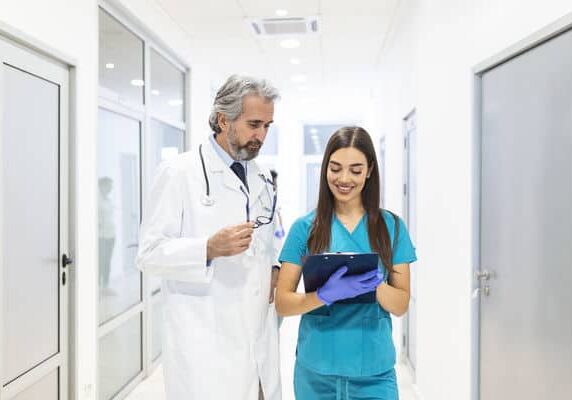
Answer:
[{"left": 227, "top": 124, "right": 262, "bottom": 161}]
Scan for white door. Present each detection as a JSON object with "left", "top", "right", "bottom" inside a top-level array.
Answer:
[
  {"left": 478, "top": 28, "right": 572, "bottom": 398},
  {"left": 0, "top": 37, "right": 70, "bottom": 400}
]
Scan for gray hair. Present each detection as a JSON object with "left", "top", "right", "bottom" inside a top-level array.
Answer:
[{"left": 208, "top": 75, "right": 280, "bottom": 134}]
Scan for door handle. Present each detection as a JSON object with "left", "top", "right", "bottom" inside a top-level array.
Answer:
[
  {"left": 472, "top": 286, "right": 491, "bottom": 298},
  {"left": 475, "top": 270, "right": 491, "bottom": 280},
  {"left": 62, "top": 253, "right": 74, "bottom": 268}
]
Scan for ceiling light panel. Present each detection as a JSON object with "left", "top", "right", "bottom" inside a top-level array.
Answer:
[
  {"left": 239, "top": 0, "right": 319, "bottom": 16},
  {"left": 320, "top": 0, "right": 397, "bottom": 16},
  {"left": 156, "top": 0, "right": 245, "bottom": 18},
  {"left": 280, "top": 38, "right": 301, "bottom": 49}
]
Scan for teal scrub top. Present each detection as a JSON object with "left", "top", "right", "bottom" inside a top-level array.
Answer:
[{"left": 279, "top": 210, "right": 417, "bottom": 377}]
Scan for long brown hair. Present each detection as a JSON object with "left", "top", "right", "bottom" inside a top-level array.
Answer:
[{"left": 307, "top": 126, "right": 394, "bottom": 272}]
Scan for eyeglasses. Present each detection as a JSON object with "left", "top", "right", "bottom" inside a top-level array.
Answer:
[{"left": 239, "top": 175, "right": 277, "bottom": 229}]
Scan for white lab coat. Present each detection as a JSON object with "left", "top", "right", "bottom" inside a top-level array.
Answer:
[{"left": 137, "top": 139, "right": 282, "bottom": 399}]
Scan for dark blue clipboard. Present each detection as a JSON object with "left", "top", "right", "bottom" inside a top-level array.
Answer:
[{"left": 302, "top": 252, "right": 380, "bottom": 304}]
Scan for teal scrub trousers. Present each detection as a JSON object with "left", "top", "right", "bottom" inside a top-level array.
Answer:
[{"left": 294, "top": 361, "right": 398, "bottom": 400}]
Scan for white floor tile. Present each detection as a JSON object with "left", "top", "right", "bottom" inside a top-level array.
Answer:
[{"left": 125, "top": 360, "right": 419, "bottom": 400}]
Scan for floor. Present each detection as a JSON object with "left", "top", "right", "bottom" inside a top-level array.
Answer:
[
  {"left": 125, "top": 361, "right": 420, "bottom": 400},
  {"left": 126, "top": 314, "right": 420, "bottom": 399}
]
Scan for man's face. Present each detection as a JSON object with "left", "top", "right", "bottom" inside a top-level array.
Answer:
[{"left": 219, "top": 95, "right": 274, "bottom": 161}]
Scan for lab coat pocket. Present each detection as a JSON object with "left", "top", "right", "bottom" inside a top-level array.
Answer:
[{"left": 361, "top": 314, "right": 396, "bottom": 375}]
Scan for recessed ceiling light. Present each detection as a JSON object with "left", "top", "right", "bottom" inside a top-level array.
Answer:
[
  {"left": 151, "top": 89, "right": 160, "bottom": 96},
  {"left": 105, "top": 63, "right": 115, "bottom": 69},
  {"left": 280, "top": 39, "right": 300, "bottom": 49},
  {"left": 168, "top": 99, "right": 183, "bottom": 106},
  {"left": 276, "top": 9, "right": 288, "bottom": 17},
  {"left": 130, "top": 79, "right": 145, "bottom": 87},
  {"left": 290, "top": 58, "right": 301, "bottom": 65},
  {"left": 290, "top": 74, "right": 307, "bottom": 83}
]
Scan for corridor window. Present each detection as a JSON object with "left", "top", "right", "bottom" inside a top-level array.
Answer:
[
  {"left": 99, "top": 9, "right": 144, "bottom": 107},
  {"left": 150, "top": 49, "right": 185, "bottom": 122},
  {"left": 303, "top": 124, "right": 345, "bottom": 154},
  {"left": 259, "top": 125, "right": 279, "bottom": 156},
  {"left": 302, "top": 123, "right": 349, "bottom": 211}
]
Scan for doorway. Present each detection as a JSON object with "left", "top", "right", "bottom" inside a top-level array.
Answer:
[
  {"left": 0, "top": 36, "right": 70, "bottom": 400},
  {"left": 476, "top": 25, "right": 572, "bottom": 399}
]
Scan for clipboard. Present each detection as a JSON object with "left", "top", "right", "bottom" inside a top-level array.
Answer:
[{"left": 302, "top": 252, "right": 380, "bottom": 304}]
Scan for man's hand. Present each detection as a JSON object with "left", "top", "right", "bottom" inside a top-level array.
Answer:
[
  {"left": 206, "top": 222, "right": 254, "bottom": 260},
  {"left": 269, "top": 267, "right": 280, "bottom": 303}
]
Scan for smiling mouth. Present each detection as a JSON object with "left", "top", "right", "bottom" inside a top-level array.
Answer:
[{"left": 335, "top": 184, "right": 355, "bottom": 194}]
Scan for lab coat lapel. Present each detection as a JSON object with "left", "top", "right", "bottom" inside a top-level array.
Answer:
[
  {"left": 246, "top": 161, "right": 266, "bottom": 202},
  {"left": 204, "top": 139, "right": 244, "bottom": 193}
]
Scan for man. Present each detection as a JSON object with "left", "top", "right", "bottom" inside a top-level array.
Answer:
[{"left": 137, "top": 75, "right": 282, "bottom": 399}]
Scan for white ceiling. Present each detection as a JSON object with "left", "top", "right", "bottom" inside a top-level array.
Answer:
[{"left": 154, "top": 0, "right": 399, "bottom": 121}]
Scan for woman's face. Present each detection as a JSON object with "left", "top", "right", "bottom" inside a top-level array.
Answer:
[{"left": 326, "top": 147, "right": 370, "bottom": 206}]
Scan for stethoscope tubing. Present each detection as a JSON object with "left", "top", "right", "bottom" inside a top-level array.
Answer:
[
  {"left": 198, "top": 143, "right": 275, "bottom": 213},
  {"left": 199, "top": 144, "right": 210, "bottom": 198}
]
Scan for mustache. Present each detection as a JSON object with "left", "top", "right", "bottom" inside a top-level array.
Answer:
[{"left": 245, "top": 139, "right": 262, "bottom": 148}]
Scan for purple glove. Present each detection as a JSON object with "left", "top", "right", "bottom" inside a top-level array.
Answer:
[{"left": 316, "top": 266, "right": 383, "bottom": 306}]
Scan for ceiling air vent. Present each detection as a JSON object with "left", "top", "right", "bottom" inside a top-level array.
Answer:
[{"left": 248, "top": 17, "right": 319, "bottom": 36}]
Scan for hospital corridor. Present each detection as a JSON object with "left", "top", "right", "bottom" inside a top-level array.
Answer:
[{"left": 0, "top": 1, "right": 571, "bottom": 400}]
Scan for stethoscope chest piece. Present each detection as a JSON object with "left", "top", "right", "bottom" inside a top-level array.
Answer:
[{"left": 201, "top": 194, "right": 215, "bottom": 207}]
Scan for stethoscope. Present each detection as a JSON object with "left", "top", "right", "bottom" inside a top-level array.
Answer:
[
  {"left": 199, "top": 144, "right": 276, "bottom": 213},
  {"left": 199, "top": 144, "right": 215, "bottom": 206}
]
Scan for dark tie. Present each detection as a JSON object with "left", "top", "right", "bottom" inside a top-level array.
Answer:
[{"left": 230, "top": 162, "right": 248, "bottom": 191}]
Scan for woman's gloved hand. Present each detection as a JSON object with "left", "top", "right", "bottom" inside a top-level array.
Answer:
[{"left": 316, "top": 266, "right": 383, "bottom": 306}]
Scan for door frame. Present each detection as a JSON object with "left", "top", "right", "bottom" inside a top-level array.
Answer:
[
  {"left": 0, "top": 29, "right": 75, "bottom": 400},
  {"left": 471, "top": 12, "right": 572, "bottom": 400},
  {"left": 401, "top": 109, "right": 417, "bottom": 375}
]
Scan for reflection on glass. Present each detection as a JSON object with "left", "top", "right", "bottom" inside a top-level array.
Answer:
[
  {"left": 98, "top": 315, "right": 142, "bottom": 400},
  {"left": 259, "top": 125, "right": 278, "bottom": 155},
  {"left": 150, "top": 119, "right": 185, "bottom": 171},
  {"left": 98, "top": 108, "right": 142, "bottom": 324},
  {"left": 303, "top": 124, "right": 346, "bottom": 155},
  {"left": 99, "top": 8, "right": 144, "bottom": 106},
  {"left": 98, "top": 177, "right": 116, "bottom": 295},
  {"left": 306, "top": 163, "right": 322, "bottom": 212},
  {"left": 149, "top": 119, "right": 185, "bottom": 294},
  {"left": 150, "top": 49, "right": 185, "bottom": 122},
  {"left": 151, "top": 296, "right": 164, "bottom": 361}
]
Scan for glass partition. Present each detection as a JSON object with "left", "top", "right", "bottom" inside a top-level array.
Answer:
[
  {"left": 99, "top": 9, "right": 145, "bottom": 107},
  {"left": 97, "top": 108, "right": 142, "bottom": 324}
]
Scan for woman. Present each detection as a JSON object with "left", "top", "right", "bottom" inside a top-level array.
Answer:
[{"left": 276, "top": 126, "right": 416, "bottom": 399}]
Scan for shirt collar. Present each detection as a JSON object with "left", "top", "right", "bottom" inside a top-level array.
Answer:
[{"left": 209, "top": 134, "right": 247, "bottom": 170}]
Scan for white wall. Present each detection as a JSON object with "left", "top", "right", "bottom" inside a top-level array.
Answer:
[{"left": 371, "top": 1, "right": 572, "bottom": 399}]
